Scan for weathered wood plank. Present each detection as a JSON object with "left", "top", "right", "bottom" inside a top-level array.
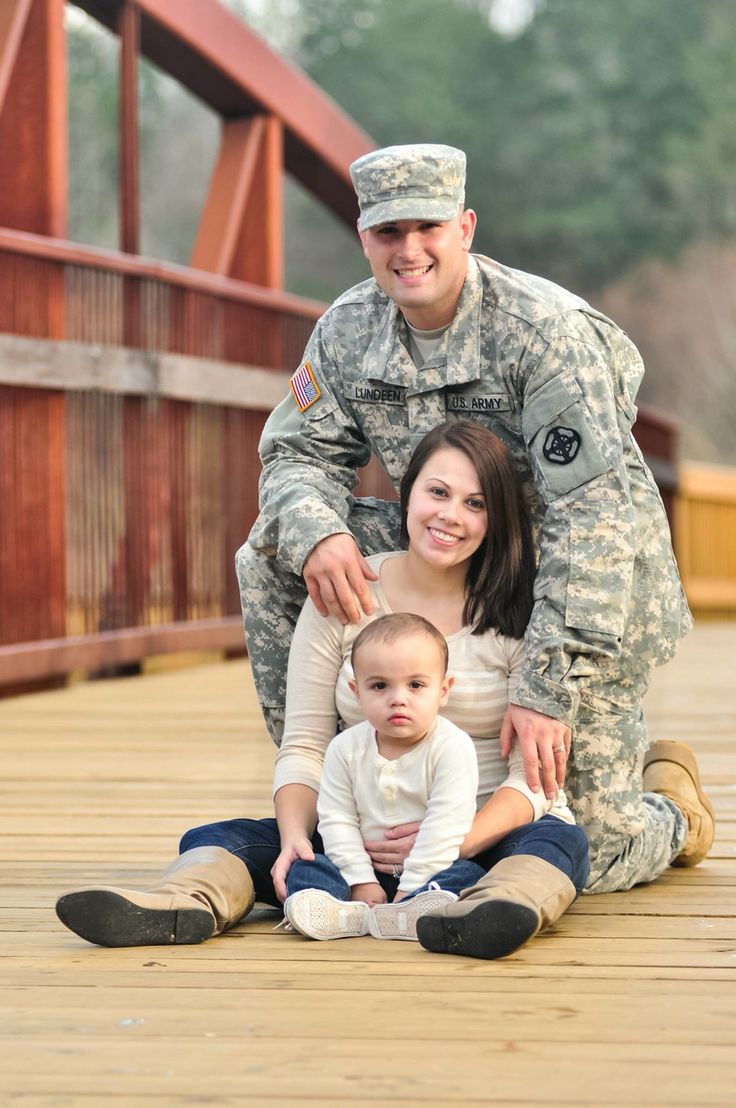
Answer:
[
  {"left": 3, "top": 992, "right": 736, "bottom": 1044},
  {"left": 0, "top": 1039, "right": 734, "bottom": 1105}
]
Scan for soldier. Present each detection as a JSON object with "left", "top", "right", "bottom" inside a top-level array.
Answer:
[{"left": 238, "top": 142, "right": 714, "bottom": 928}]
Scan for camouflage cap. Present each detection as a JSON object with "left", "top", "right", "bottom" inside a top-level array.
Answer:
[{"left": 350, "top": 144, "right": 466, "bottom": 231}]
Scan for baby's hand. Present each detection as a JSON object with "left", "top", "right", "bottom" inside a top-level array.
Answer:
[{"left": 350, "top": 882, "right": 387, "bottom": 907}]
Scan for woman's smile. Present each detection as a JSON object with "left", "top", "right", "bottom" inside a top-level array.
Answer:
[{"left": 427, "top": 526, "right": 461, "bottom": 546}]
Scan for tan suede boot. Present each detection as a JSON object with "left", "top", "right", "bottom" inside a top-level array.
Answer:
[
  {"left": 55, "top": 846, "right": 255, "bottom": 947},
  {"left": 416, "top": 855, "right": 576, "bottom": 960},
  {"left": 643, "top": 740, "right": 715, "bottom": 866}
]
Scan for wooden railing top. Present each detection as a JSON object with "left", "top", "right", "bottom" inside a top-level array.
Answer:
[
  {"left": 0, "top": 227, "right": 326, "bottom": 319},
  {"left": 679, "top": 460, "right": 736, "bottom": 502}
]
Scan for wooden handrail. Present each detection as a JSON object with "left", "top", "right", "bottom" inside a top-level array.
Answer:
[
  {"left": 0, "top": 617, "right": 246, "bottom": 686},
  {"left": 0, "top": 227, "right": 325, "bottom": 319}
]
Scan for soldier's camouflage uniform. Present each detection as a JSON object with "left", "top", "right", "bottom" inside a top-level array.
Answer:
[{"left": 237, "top": 253, "right": 692, "bottom": 894}]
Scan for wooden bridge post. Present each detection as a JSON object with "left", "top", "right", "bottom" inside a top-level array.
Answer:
[{"left": 0, "top": 0, "right": 67, "bottom": 660}]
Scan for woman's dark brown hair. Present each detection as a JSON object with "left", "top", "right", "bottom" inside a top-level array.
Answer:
[{"left": 399, "top": 420, "right": 535, "bottom": 639}]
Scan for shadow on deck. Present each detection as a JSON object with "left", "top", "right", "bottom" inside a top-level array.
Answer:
[{"left": 1, "top": 623, "right": 735, "bottom": 1106}]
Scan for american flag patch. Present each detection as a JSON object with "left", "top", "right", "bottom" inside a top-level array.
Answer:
[{"left": 289, "top": 361, "right": 321, "bottom": 412}]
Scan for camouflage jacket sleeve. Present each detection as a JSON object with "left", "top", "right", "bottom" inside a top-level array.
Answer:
[
  {"left": 510, "top": 328, "right": 640, "bottom": 725},
  {"left": 248, "top": 318, "right": 372, "bottom": 576}
]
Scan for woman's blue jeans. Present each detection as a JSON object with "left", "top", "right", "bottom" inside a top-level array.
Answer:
[{"left": 180, "top": 814, "right": 589, "bottom": 909}]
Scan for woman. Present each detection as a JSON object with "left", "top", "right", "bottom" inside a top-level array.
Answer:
[{"left": 56, "top": 422, "right": 589, "bottom": 959}]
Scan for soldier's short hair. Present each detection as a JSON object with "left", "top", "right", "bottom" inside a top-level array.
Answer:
[{"left": 350, "top": 612, "right": 449, "bottom": 677}]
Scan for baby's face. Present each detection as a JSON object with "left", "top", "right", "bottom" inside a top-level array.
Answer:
[{"left": 350, "top": 632, "right": 451, "bottom": 746}]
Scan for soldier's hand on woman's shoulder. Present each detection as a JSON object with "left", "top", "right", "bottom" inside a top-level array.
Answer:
[{"left": 303, "top": 533, "right": 378, "bottom": 624}]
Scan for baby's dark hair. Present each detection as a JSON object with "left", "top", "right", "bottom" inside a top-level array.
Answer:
[{"left": 351, "top": 613, "right": 449, "bottom": 676}]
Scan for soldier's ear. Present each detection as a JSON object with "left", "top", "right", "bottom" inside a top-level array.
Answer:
[
  {"left": 460, "top": 209, "right": 476, "bottom": 251},
  {"left": 358, "top": 227, "right": 370, "bottom": 257}
]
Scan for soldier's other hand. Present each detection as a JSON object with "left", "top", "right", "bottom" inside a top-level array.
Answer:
[
  {"left": 501, "top": 704, "right": 571, "bottom": 799},
  {"left": 303, "top": 533, "right": 378, "bottom": 624}
]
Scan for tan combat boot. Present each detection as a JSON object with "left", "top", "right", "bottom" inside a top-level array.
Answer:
[
  {"left": 55, "top": 846, "right": 255, "bottom": 947},
  {"left": 416, "top": 855, "right": 576, "bottom": 960},
  {"left": 643, "top": 740, "right": 715, "bottom": 866}
]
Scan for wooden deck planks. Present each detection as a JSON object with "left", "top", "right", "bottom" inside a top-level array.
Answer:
[{"left": 1, "top": 622, "right": 735, "bottom": 1106}]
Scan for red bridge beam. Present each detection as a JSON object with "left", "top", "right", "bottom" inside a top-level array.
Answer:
[{"left": 74, "top": 0, "right": 374, "bottom": 227}]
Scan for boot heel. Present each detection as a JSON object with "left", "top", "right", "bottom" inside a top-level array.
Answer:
[
  {"left": 173, "top": 907, "right": 215, "bottom": 944},
  {"left": 416, "top": 900, "right": 538, "bottom": 959}
]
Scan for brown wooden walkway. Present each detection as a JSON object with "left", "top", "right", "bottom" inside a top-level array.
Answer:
[{"left": 2, "top": 624, "right": 735, "bottom": 1106}]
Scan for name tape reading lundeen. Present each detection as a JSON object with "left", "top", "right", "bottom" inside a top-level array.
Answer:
[{"left": 349, "top": 386, "right": 512, "bottom": 413}]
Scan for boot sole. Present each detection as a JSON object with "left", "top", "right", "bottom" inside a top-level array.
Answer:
[
  {"left": 56, "top": 890, "right": 215, "bottom": 947},
  {"left": 416, "top": 900, "right": 539, "bottom": 960}
]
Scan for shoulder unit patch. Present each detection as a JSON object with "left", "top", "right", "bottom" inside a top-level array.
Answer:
[
  {"left": 290, "top": 361, "right": 321, "bottom": 412},
  {"left": 543, "top": 426, "right": 581, "bottom": 465}
]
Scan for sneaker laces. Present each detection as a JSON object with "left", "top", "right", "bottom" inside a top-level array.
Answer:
[{"left": 272, "top": 916, "right": 295, "bottom": 933}]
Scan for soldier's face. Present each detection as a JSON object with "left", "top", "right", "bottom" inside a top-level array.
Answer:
[
  {"left": 405, "top": 446, "right": 488, "bottom": 573},
  {"left": 358, "top": 211, "right": 476, "bottom": 330}
]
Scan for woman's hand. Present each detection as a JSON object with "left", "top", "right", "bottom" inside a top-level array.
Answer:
[
  {"left": 500, "top": 704, "right": 571, "bottom": 799},
  {"left": 351, "top": 881, "right": 387, "bottom": 907},
  {"left": 271, "top": 837, "right": 315, "bottom": 903},
  {"left": 363, "top": 821, "right": 421, "bottom": 876}
]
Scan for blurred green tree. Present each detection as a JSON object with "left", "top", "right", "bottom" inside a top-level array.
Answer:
[{"left": 296, "top": 0, "right": 736, "bottom": 290}]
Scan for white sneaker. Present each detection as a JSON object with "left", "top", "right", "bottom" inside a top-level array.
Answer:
[
  {"left": 369, "top": 889, "right": 458, "bottom": 942},
  {"left": 283, "top": 890, "right": 371, "bottom": 941}
]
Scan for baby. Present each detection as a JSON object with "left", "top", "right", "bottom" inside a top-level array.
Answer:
[{"left": 283, "top": 612, "right": 485, "bottom": 941}]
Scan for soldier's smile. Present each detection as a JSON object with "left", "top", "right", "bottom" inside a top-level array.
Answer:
[{"left": 395, "top": 264, "right": 433, "bottom": 280}]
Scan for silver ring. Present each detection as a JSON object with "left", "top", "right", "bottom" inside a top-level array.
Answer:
[
  {"left": 553, "top": 746, "right": 566, "bottom": 754},
  {"left": 391, "top": 863, "right": 401, "bottom": 879}
]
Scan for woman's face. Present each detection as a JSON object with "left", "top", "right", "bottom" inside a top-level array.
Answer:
[{"left": 405, "top": 446, "right": 488, "bottom": 571}]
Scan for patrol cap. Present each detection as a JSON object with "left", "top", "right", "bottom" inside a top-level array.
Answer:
[{"left": 350, "top": 143, "right": 466, "bottom": 232}]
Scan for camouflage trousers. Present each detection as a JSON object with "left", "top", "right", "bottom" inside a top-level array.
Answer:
[
  {"left": 235, "top": 497, "right": 687, "bottom": 896},
  {"left": 567, "top": 669, "right": 687, "bottom": 893}
]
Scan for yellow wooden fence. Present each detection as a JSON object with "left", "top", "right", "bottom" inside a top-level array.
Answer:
[{"left": 676, "top": 462, "right": 736, "bottom": 620}]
